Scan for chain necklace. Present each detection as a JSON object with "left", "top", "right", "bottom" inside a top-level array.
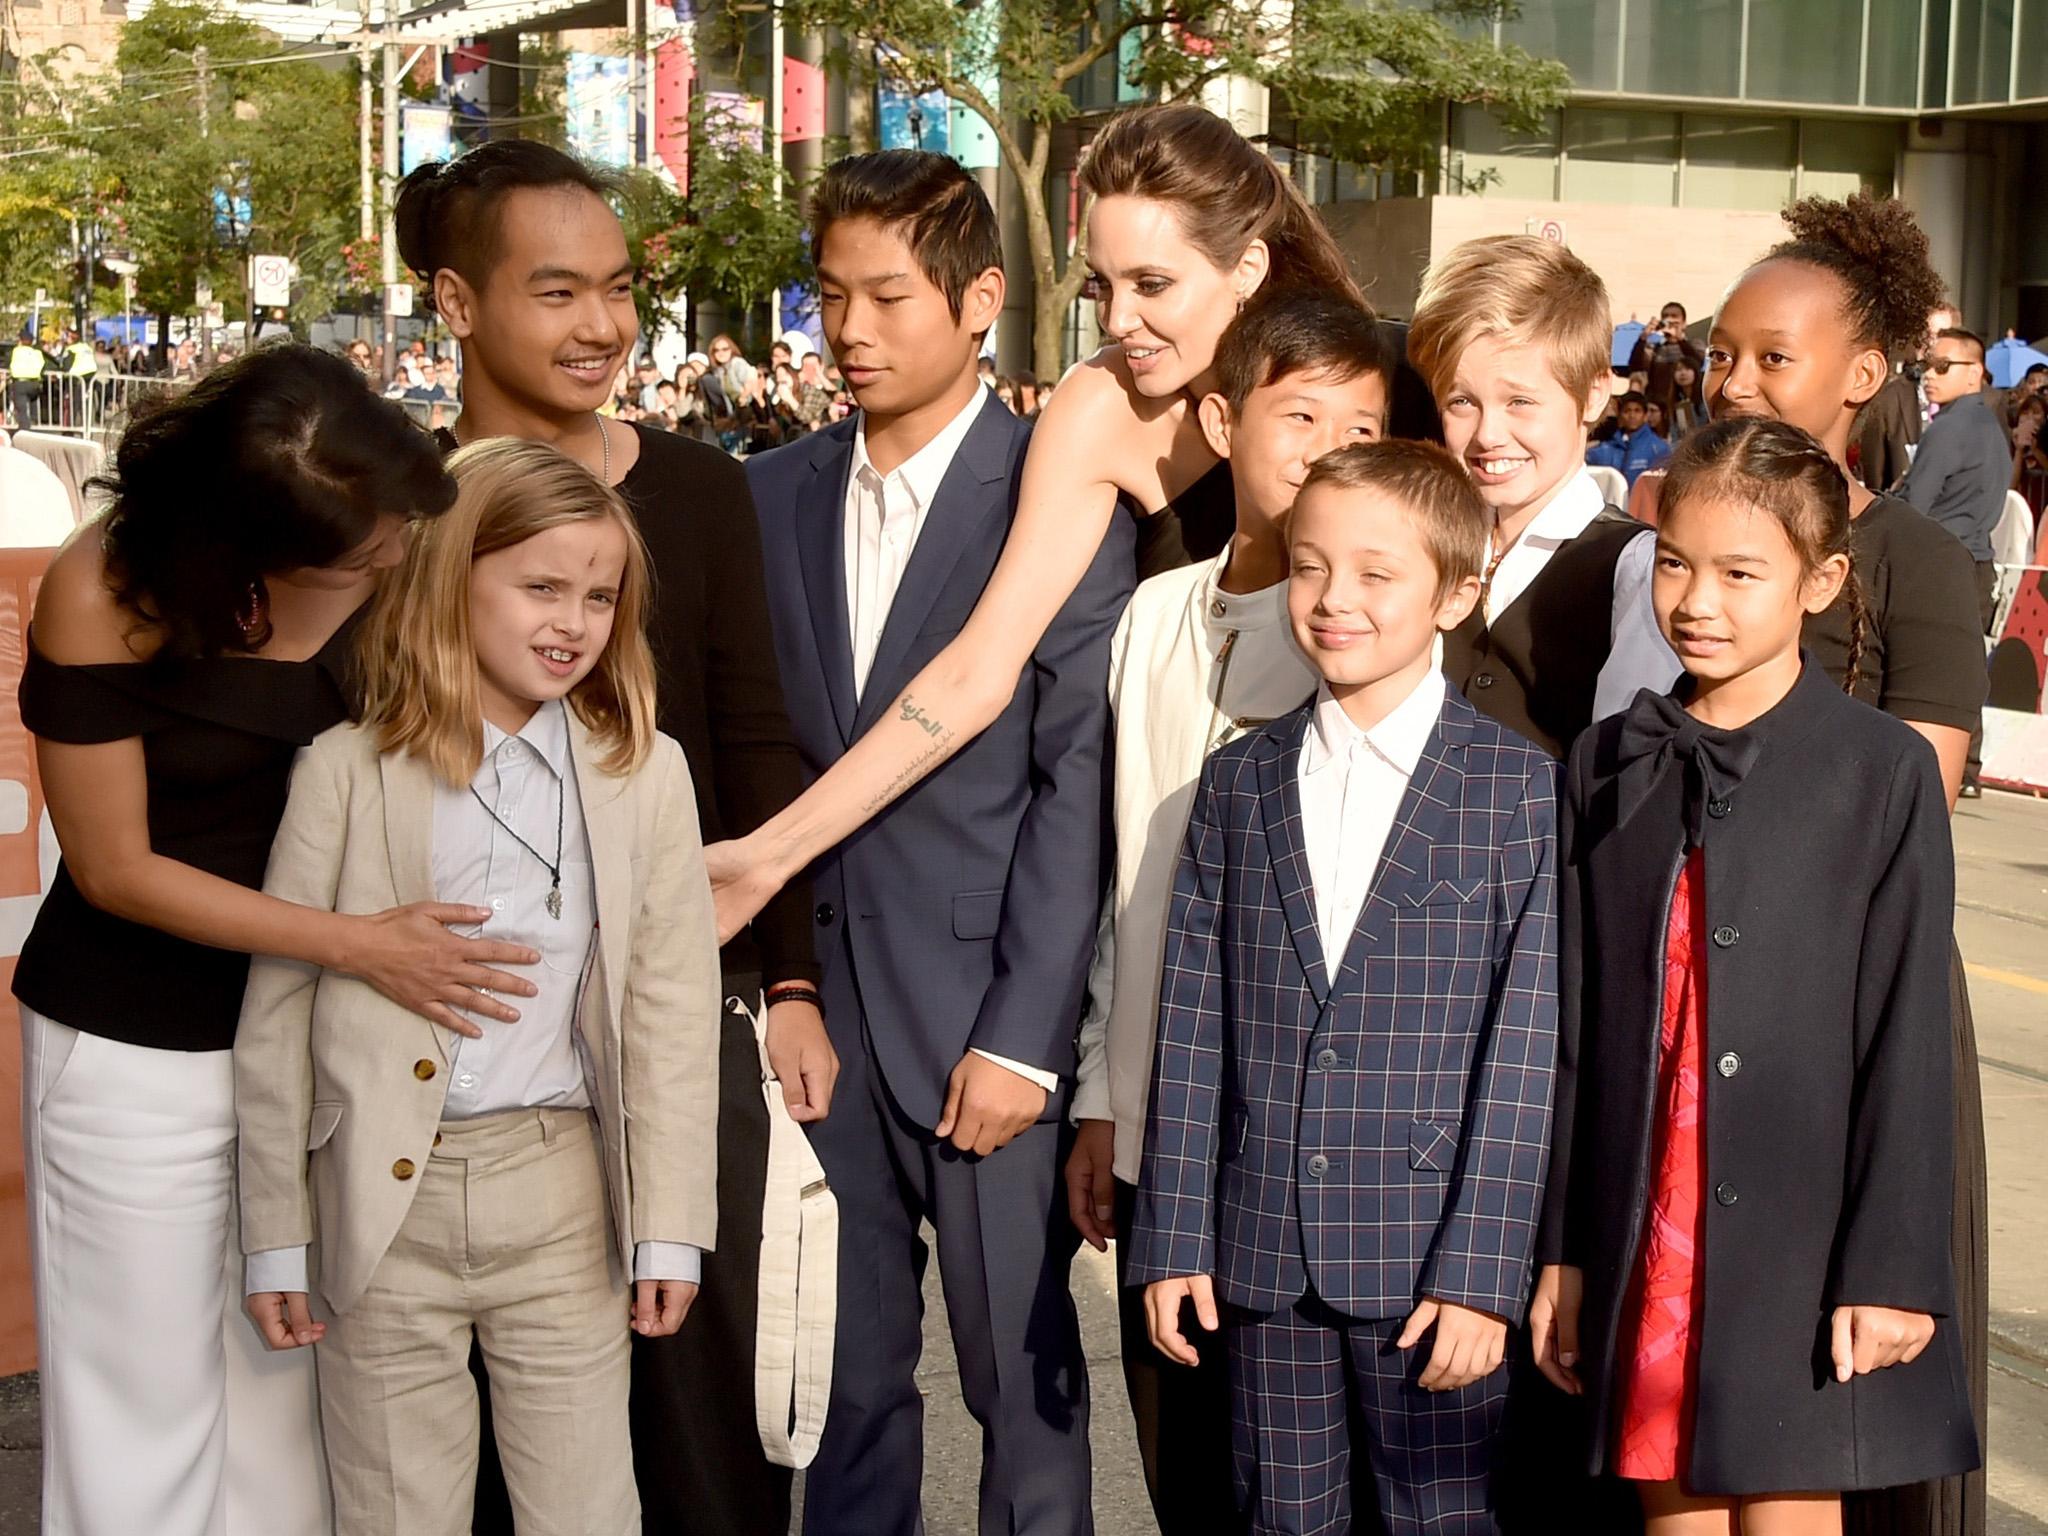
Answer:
[
  {"left": 470, "top": 774, "right": 566, "bottom": 919},
  {"left": 596, "top": 414, "right": 612, "bottom": 483}
]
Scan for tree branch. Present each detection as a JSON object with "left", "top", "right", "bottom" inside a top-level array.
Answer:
[{"left": 1051, "top": 10, "right": 1174, "bottom": 87}]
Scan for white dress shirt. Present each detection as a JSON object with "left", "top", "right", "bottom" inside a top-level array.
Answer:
[
  {"left": 845, "top": 386, "right": 988, "bottom": 698},
  {"left": 1447, "top": 468, "right": 1680, "bottom": 721},
  {"left": 245, "top": 701, "right": 698, "bottom": 1295},
  {"left": 1297, "top": 669, "right": 1447, "bottom": 971},
  {"left": 840, "top": 387, "right": 1057, "bottom": 1096},
  {"left": 1074, "top": 548, "right": 1319, "bottom": 1181}
]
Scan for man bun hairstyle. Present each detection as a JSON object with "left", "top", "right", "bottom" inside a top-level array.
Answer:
[
  {"left": 1659, "top": 415, "right": 1870, "bottom": 690},
  {"left": 394, "top": 140, "right": 617, "bottom": 297},
  {"left": 1212, "top": 292, "right": 1395, "bottom": 417},
  {"left": 1295, "top": 438, "right": 1490, "bottom": 596},
  {"left": 1765, "top": 193, "right": 1947, "bottom": 359},
  {"left": 1079, "top": 103, "right": 1363, "bottom": 306},
  {"left": 808, "top": 150, "right": 1003, "bottom": 330}
]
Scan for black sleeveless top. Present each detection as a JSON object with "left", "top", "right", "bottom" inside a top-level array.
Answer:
[
  {"left": 1440, "top": 508, "right": 1644, "bottom": 760},
  {"left": 13, "top": 614, "right": 361, "bottom": 1052},
  {"left": 1131, "top": 462, "right": 1236, "bottom": 581}
]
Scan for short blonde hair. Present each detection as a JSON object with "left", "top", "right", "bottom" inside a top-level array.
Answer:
[
  {"left": 1293, "top": 439, "right": 1489, "bottom": 596},
  {"left": 1406, "top": 235, "right": 1611, "bottom": 407},
  {"left": 355, "top": 437, "right": 658, "bottom": 786}
]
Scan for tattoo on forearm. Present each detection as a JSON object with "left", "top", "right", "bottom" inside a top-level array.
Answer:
[
  {"left": 898, "top": 694, "right": 946, "bottom": 737},
  {"left": 859, "top": 696, "right": 956, "bottom": 817}
]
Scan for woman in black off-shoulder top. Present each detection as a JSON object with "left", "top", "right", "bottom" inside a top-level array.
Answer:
[{"left": 14, "top": 345, "right": 531, "bottom": 1536}]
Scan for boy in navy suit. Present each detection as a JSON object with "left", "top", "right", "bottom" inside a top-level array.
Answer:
[
  {"left": 746, "top": 151, "right": 1131, "bottom": 1535},
  {"left": 1128, "top": 440, "right": 1559, "bottom": 1536}
]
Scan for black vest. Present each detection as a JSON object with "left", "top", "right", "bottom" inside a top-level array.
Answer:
[{"left": 1441, "top": 508, "right": 1643, "bottom": 759}]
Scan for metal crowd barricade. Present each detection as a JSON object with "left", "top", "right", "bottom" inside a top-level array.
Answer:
[{"left": 1, "top": 372, "right": 190, "bottom": 444}]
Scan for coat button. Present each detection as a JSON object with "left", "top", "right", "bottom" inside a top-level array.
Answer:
[
  {"left": 413, "top": 1059, "right": 436, "bottom": 1081},
  {"left": 1707, "top": 797, "right": 1732, "bottom": 819},
  {"left": 392, "top": 1158, "right": 416, "bottom": 1181},
  {"left": 1715, "top": 1181, "right": 1738, "bottom": 1206},
  {"left": 1717, "top": 1051, "right": 1741, "bottom": 1078},
  {"left": 1306, "top": 1154, "right": 1330, "bottom": 1178},
  {"left": 815, "top": 902, "right": 836, "bottom": 926},
  {"left": 1211, "top": 598, "right": 1226, "bottom": 617},
  {"left": 1712, "top": 924, "right": 1739, "bottom": 948},
  {"left": 1473, "top": 672, "right": 1496, "bottom": 689},
  {"left": 1315, "top": 1049, "right": 1338, "bottom": 1070}
]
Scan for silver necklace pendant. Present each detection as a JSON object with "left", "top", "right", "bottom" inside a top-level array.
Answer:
[{"left": 546, "top": 884, "right": 563, "bottom": 920}]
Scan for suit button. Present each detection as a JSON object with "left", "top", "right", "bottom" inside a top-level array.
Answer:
[
  {"left": 1717, "top": 1051, "right": 1741, "bottom": 1078},
  {"left": 1473, "top": 672, "right": 1496, "bottom": 689},
  {"left": 413, "top": 1059, "right": 436, "bottom": 1081},
  {"left": 1712, "top": 924, "right": 1739, "bottom": 948},
  {"left": 1707, "top": 797, "right": 1732, "bottom": 819},
  {"left": 1306, "top": 1154, "right": 1330, "bottom": 1179},
  {"left": 1715, "top": 1181, "right": 1738, "bottom": 1206},
  {"left": 1315, "top": 1049, "right": 1338, "bottom": 1070},
  {"left": 392, "top": 1158, "right": 416, "bottom": 1181},
  {"left": 815, "top": 903, "right": 836, "bottom": 926}
]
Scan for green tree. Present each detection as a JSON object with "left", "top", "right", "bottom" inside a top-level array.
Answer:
[
  {"left": 752, "top": 0, "right": 1569, "bottom": 378},
  {"left": 0, "top": 2, "right": 364, "bottom": 332},
  {"left": 618, "top": 98, "right": 810, "bottom": 347}
]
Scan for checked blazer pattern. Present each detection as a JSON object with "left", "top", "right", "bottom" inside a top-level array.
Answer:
[{"left": 1127, "top": 686, "right": 1561, "bottom": 1325}]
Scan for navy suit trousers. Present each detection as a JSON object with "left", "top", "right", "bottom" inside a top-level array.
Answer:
[{"left": 799, "top": 1015, "right": 1092, "bottom": 1536}]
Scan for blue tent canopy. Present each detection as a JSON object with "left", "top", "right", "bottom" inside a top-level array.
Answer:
[{"left": 1986, "top": 336, "right": 2048, "bottom": 389}]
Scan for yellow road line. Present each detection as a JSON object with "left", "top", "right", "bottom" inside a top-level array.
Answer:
[{"left": 1966, "top": 962, "right": 2048, "bottom": 998}]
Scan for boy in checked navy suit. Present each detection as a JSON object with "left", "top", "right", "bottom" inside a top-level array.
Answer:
[{"left": 1128, "top": 440, "right": 1560, "bottom": 1536}]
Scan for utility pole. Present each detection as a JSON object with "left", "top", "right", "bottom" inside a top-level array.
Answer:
[
  {"left": 194, "top": 45, "right": 210, "bottom": 138},
  {"left": 380, "top": 0, "right": 400, "bottom": 391},
  {"left": 627, "top": 0, "right": 644, "bottom": 168},
  {"left": 359, "top": 0, "right": 375, "bottom": 242}
]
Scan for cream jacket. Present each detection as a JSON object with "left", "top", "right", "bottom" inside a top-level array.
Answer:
[{"left": 234, "top": 714, "right": 722, "bottom": 1317}]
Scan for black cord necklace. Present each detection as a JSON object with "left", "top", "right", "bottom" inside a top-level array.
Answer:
[{"left": 470, "top": 777, "right": 566, "bottom": 919}]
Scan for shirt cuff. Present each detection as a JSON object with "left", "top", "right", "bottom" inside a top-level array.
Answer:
[
  {"left": 245, "top": 1246, "right": 311, "bottom": 1297},
  {"left": 634, "top": 1242, "right": 703, "bottom": 1285},
  {"left": 969, "top": 1048, "right": 1060, "bottom": 1095}
]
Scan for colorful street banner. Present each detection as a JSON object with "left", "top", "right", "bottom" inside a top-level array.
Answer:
[
  {"left": 877, "top": 81, "right": 949, "bottom": 155},
  {"left": 400, "top": 105, "right": 453, "bottom": 176},
  {"left": 654, "top": 36, "right": 694, "bottom": 187},
  {"left": 566, "top": 52, "right": 633, "bottom": 168},
  {"left": 784, "top": 55, "right": 825, "bottom": 145}
]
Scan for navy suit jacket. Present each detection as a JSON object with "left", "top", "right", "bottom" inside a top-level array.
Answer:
[
  {"left": 1127, "top": 688, "right": 1560, "bottom": 1324},
  {"left": 746, "top": 394, "right": 1136, "bottom": 1129}
]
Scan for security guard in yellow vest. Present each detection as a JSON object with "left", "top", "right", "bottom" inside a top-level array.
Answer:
[
  {"left": 64, "top": 331, "right": 98, "bottom": 427},
  {"left": 7, "top": 330, "right": 48, "bottom": 430}
]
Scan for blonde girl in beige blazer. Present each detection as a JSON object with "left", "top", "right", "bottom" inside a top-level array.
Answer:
[{"left": 235, "top": 439, "right": 723, "bottom": 1536}]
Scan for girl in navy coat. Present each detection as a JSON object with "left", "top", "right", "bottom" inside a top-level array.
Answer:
[{"left": 1530, "top": 417, "right": 1979, "bottom": 1534}]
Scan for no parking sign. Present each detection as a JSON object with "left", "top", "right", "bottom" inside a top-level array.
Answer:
[{"left": 250, "top": 254, "right": 292, "bottom": 308}]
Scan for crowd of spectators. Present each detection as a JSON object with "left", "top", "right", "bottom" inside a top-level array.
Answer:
[{"left": 604, "top": 331, "right": 1049, "bottom": 457}]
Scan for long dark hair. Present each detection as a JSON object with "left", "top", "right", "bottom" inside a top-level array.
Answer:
[
  {"left": 1659, "top": 415, "right": 1869, "bottom": 689},
  {"left": 1079, "top": 103, "right": 1364, "bottom": 307},
  {"left": 97, "top": 343, "right": 455, "bottom": 660}
]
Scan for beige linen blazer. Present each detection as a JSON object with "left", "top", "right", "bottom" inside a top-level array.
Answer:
[{"left": 234, "top": 713, "right": 722, "bottom": 1317}]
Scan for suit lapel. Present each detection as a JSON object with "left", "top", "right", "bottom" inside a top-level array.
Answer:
[
  {"left": 853, "top": 395, "right": 1012, "bottom": 737},
  {"left": 568, "top": 709, "right": 634, "bottom": 1031},
  {"left": 1328, "top": 699, "right": 1469, "bottom": 990},
  {"left": 378, "top": 747, "right": 451, "bottom": 1061},
  {"left": 794, "top": 428, "right": 859, "bottom": 746},
  {"left": 1255, "top": 712, "right": 1329, "bottom": 1006}
]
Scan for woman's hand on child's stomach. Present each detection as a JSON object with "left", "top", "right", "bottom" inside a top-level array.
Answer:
[
  {"left": 1144, "top": 1276, "right": 1218, "bottom": 1367},
  {"left": 347, "top": 903, "right": 541, "bottom": 1038},
  {"left": 246, "top": 1291, "right": 324, "bottom": 1352},
  {"left": 1830, "top": 1305, "right": 1935, "bottom": 1382},
  {"left": 1528, "top": 1264, "right": 1584, "bottom": 1396},
  {"left": 1401, "top": 1296, "right": 1510, "bottom": 1392},
  {"left": 1064, "top": 1120, "right": 1118, "bottom": 1251},
  {"left": 765, "top": 998, "right": 839, "bottom": 1123},
  {"left": 632, "top": 1279, "right": 697, "bottom": 1339}
]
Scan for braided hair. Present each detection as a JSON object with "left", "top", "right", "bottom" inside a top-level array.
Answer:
[{"left": 1660, "top": 416, "right": 1871, "bottom": 692}]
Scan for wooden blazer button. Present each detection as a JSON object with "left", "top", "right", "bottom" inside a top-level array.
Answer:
[
  {"left": 392, "top": 1158, "right": 416, "bottom": 1181},
  {"left": 414, "top": 1059, "right": 436, "bottom": 1081}
]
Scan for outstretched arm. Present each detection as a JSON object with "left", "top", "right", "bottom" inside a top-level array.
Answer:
[{"left": 708, "top": 365, "right": 1137, "bottom": 938}]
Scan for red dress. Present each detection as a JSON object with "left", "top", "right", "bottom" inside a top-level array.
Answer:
[{"left": 1614, "top": 847, "right": 1709, "bottom": 1483}]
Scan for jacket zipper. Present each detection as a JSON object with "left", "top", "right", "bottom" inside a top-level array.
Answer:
[{"left": 1209, "top": 627, "right": 1276, "bottom": 751}]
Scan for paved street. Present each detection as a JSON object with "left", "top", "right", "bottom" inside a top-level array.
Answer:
[{"left": 0, "top": 791, "right": 2044, "bottom": 1534}]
